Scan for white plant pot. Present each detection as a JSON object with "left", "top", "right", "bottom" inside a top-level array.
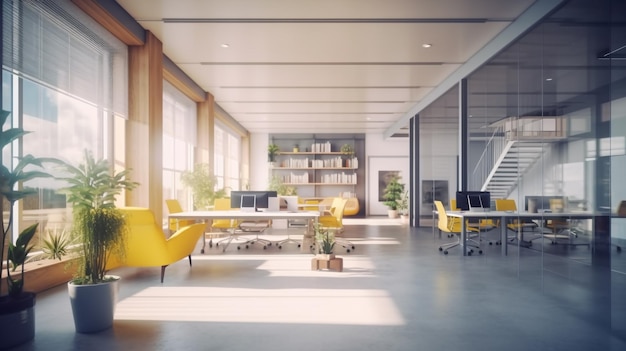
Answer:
[
  {"left": 387, "top": 210, "right": 398, "bottom": 218},
  {"left": 68, "top": 275, "right": 120, "bottom": 333}
]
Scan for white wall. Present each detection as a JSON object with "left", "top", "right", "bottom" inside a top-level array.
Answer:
[
  {"left": 249, "top": 132, "right": 270, "bottom": 191},
  {"left": 365, "top": 133, "right": 410, "bottom": 215}
]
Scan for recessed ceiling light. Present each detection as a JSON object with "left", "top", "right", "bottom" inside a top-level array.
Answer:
[
  {"left": 220, "top": 43, "right": 230, "bottom": 48},
  {"left": 422, "top": 43, "right": 432, "bottom": 48},
  {"left": 545, "top": 77, "right": 553, "bottom": 81}
]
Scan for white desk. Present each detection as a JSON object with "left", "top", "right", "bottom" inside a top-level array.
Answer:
[
  {"left": 445, "top": 210, "right": 594, "bottom": 256},
  {"left": 169, "top": 210, "right": 320, "bottom": 252}
]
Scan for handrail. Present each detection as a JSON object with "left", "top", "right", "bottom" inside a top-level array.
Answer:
[{"left": 470, "top": 125, "right": 506, "bottom": 191}]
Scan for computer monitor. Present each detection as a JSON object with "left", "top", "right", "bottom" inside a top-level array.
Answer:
[
  {"left": 455, "top": 191, "right": 491, "bottom": 211},
  {"left": 524, "top": 195, "right": 565, "bottom": 212},
  {"left": 239, "top": 194, "right": 256, "bottom": 212},
  {"left": 230, "top": 191, "right": 278, "bottom": 211}
]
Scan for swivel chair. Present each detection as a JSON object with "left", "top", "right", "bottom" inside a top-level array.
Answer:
[
  {"left": 165, "top": 199, "right": 196, "bottom": 234},
  {"left": 212, "top": 198, "right": 248, "bottom": 252},
  {"left": 434, "top": 200, "right": 481, "bottom": 255},
  {"left": 494, "top": 199, "right": 539, "bottom": 246}
]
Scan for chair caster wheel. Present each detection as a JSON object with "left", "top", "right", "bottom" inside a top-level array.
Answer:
[
  {"left": 278, "top": 245, "right": 282, "bottom": 249},
  {"left": 201, "top": 249, "right": 205, "bottom": 254},
  {"left": 439, "top": 247, "right": 443, "bottom": 252},
  {"left": 351, "top": 246, "right": 355, "bottom": 249},
  {"left": 443, "top": 251, "right": 448, "bottom": 255},
  {"left": 297, "top": 244, "right": 301, "bottom": 248},
  {"left": 478, "top": 250, "right": 483, "bottom": 255},
  {"left": 346, "top": 249, "right": 351, "bottom": 253},
  {"left": 245, "top": 245, "right": 249, "bottom": 249},
  {"left": 489, "top": 242, "right": 492, "bottom": 245},
  {"left": 263, "top": 246, "right": 267, "bottom": 249},
  {"left": 468, "top": 251, "right": 473, "bottom": 256},
  {"left": 617, "top": 246, "right": 622, "bottom": 252}
]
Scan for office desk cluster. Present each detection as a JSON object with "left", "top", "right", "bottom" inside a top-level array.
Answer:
[
  {"left": 444, "top": 210, "right": 594, "bottom": 256},
  {"left": 169, "top": 210, "right": 321, "bottom": 253}
]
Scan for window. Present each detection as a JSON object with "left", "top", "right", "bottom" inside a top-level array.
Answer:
[
  {"left": 162, "top": 80, "right": 196, "bottom": 213},
  {"left": 2, "top": 0, "right": 127, "bottom": 249},
  {"left": 214, "top": 123, "right": 241, "bottom": 192}
]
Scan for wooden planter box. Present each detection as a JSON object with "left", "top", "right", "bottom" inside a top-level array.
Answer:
[
  {"left": 1, "top": 257, "right": 79, "bottom": 295},
  {"left": 311, "top": 254, "right": 343, "bottom": 272}
]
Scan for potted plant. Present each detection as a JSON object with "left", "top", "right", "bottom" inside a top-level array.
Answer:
[
  {"left": 268, "top": 175, "right": 297, "bottom": 196},
  {"left": 383, "top": 175, "right": 405, "bottom": 218},
  {"left": 311, "top": 223, "right": 343, "bottom": 271},
  {"left": 180, "top": 164, "right": 226, "bottom": 210},
  {"left": 340, "top": 143, "right": 355, "bottom": 167},
  {"left": 53, "top": 150, "right": 138, "bottom": 333},
  {"left": 314, "top": 223, "right": 335, "bottom": 260},
  {"left": 268, "top": 143, "right": 280, "bottom": 163},
  {"left": 0, "top": 109, "right": 52, "bottom": 348},
  {"left": 398, "top": 190, "right": 409, "bottom": 224}
]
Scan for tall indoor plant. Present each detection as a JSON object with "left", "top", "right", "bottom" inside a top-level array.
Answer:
[
  {"left": 53, "top": 150, "right": 138, "bottom": 333},
  {"left": 180, "top": 163, "right": 226, "bottom": 210},
  {"left": 0, "top": 109, "right": 52, "bottom": 348}
]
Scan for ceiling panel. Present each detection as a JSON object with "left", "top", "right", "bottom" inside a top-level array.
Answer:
[{"left": 116, "top": 0, "right": 536, "bottom": 135}]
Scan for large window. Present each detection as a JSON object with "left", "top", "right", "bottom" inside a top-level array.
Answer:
[
  {"left": 214, "top": 123, "right": 241, "bottom": 192},
  {"left": 162, "top": 80, "right": 196, "bottom": 214},
  {"left": 2, "top": 0, "right": 127, "bottom": 249}
]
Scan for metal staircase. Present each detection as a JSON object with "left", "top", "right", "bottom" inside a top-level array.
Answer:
[
  {"left": 471, "top": 116, "right": 566, "bottom": 199},
  {"left": 481, "top": 141, "right": 547, "bottom": 199}
]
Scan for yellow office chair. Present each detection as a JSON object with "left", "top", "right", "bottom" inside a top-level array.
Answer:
[
  {"left": 544, "top": 198, "right": 588, "bottom": 247},
  {"left": 165, "top": 199, "right": 196, "bottom": 233},
  {"left": 494, "top": 199, "right": 539, "bottom": 246},
  {"left": 434, "top": 200, "right": 481, "bottom": 255},
  {"left": 212, "top": 198, "right": 249, "bottom": 252},
  {"left": 107, "top": 207, "right": 206, "bottom": 283},
  {"left": 319, "top": 197, "right": 354, "bottom": 252},
  {"left": 450, "top": 198, "right": 497, "bottom": 245}
]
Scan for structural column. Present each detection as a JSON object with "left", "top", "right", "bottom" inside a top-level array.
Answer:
[{"left": 127, "top": 31, "right": 164, "bottom": 219}]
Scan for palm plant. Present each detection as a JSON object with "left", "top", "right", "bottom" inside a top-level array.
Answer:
[{"left": 53, "top": 150, "right": 138, "bottom": 285}]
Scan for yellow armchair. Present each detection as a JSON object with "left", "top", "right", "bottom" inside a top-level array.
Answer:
[{"left": 108, "top": 207, "right": 206, "bottom": 283}]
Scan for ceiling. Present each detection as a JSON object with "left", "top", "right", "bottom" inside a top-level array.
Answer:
[{"left": 115, "top": 0, "right": 540, "bottom": 137}]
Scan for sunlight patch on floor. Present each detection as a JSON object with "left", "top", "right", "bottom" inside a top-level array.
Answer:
[
  {"left": 116, "top": 287, "right": 405, "bottom": 326},
  {"left": 344, "top": 218, "right": 406, "bottom": 226}
]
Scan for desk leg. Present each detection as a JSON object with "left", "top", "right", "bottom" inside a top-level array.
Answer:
[
  {"left": 301, "top": 218, "right": 316, "bottom": 253},
  {"left": 461, "top": 220, "right": 467, "bottom": 256},
  {"left": 500, "top": 216, "right": 507, "bottom": 256}
]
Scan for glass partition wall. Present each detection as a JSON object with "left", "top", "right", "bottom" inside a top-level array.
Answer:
[{"left": 419, "top": 0, "right": 626, "bottom": 338}]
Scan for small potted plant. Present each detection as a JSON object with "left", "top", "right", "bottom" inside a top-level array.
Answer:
[
  {"left": 268, "top": 143, "right": 280, "bottom": 163},
  {"left": 314, "top": 223, "right": 335, "bottom": 260},
  {"left": 53, "top": 150, "right": 138, "bottom": 333},
  {"left": 383, "top": 175, "right": 405, "bottom": 218},
  {"left": 180, "top": 164, "right": 226, "bottom": 210},
  {"left": 340, "top": 143, "right": 355, "bottom": 167},
  {"left": 0, "top": 109, "right": 52, "bottom": 348}
]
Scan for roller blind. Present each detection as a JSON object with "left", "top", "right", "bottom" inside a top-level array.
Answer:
[{"left": 2, "top": 0, "right": 127, "bottom": 117}]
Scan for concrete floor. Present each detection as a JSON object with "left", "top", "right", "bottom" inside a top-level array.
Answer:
[{"left": 10, "top": 218, "right": 626, "bottom": 351}]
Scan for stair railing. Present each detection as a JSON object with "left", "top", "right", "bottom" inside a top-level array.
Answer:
[{"left": 470, "top": 124, "right": 506, "bottom": 191}]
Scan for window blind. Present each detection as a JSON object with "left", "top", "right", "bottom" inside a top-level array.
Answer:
[{"left": 2, "top": 0, "right": 127, "bottom": 117}]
